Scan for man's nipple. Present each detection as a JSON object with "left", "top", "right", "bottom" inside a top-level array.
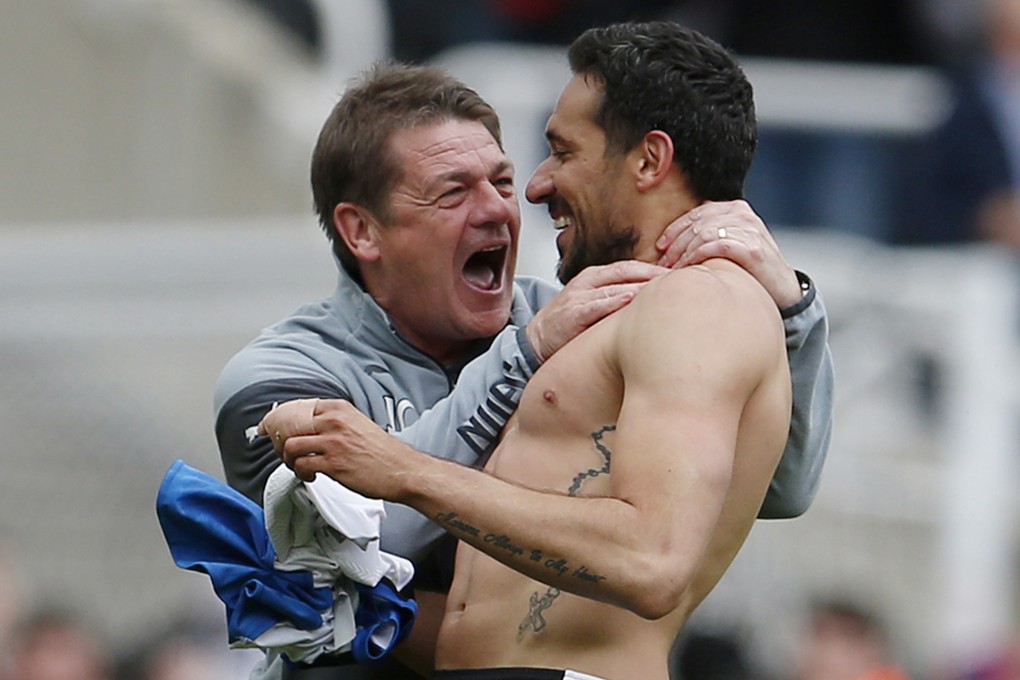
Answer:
[{"left": 543, "top": 389, "right": 558, "bottom": 406}]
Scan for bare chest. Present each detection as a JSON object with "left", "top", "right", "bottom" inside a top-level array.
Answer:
[{"left": 486, "top": 317, "right": 624, "bottom": 497}]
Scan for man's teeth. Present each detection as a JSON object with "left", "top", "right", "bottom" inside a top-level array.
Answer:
[{"left": 554, "top": 216, "right": 573, "bottom": 230}]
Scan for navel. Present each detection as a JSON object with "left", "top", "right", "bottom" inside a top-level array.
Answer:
[{"left": 543, "top": 389, "right": 558, "bottom": 406}]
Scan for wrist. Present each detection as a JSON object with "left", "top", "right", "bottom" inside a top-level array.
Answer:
[
  {"left": 779, "top": 271, "right": 815, "bottom": 319},
  {"left": 773, "top": 271, "right": 806, "bottom": 309},
  {"left": 398, "top": 453, "right": 462, "bottom": 516},
  {"left": 524, "top": 320, "right": 547, "bottom": 363},
  {"left": 391, "top": 446, "right": 434, "bottom": 506}
]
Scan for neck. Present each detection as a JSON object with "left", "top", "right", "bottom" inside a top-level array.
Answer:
[
  {"left": 358, "top": 268, "right": 472, "bottom": 367},
  {"left": 629, "top": 235, "right": 661, "bottom": 266},
  {"left": 392, "top": 322, "right": 471, "bottom": 367},
  {"left": 632, "top": 189, "right": 700, "bottom": 264}
]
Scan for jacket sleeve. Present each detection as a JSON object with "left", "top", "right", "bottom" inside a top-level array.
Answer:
[
  {"left": 390, "top": 277, "right": 558, "bottom": 469},
  {"left": 215, "top": 377, "right": 350, "bottom": 504},
  {"left": 379, "top": 326, "right": 542, "bottom": 564},
  {"left": 392, "top": 325, "right": 541, "bottom": 463},
  {"left": 210, "top": 330, "right": 537, "bottom": 512},
  {"left": 758, "top": 271, "right": 835, "bottom": 519}
]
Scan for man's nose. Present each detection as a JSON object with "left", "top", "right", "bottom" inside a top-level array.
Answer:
[
  {"left": 472, "top": 181, "right": 516, "bottom": 226},
  {"left": 525, "top": 158, "right": 554, "bottom": 205}
]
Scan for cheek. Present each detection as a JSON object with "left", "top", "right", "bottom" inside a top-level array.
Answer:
[
  {"left": 389, "top": 246, "right": 457, "bottom": 310},
  {"left": 573, "top": 178, "right": 602, "bottom": 215},
  {"left": 410, "top": 228, "right": 460, "bottom": 272}
]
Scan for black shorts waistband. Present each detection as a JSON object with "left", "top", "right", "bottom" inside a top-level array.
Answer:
[{"left": 434, "top": 669, "right": 565, "bottom": 680}]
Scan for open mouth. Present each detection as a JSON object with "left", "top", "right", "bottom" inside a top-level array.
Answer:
[
  {"left": 463, "top": 245, "right": 508, "bottom": 291},
  {"left": 548, "top": 197, "right": 574, "bottom": 231}
]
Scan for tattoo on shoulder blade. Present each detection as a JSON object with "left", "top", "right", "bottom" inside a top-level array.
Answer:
[
  {"left": 517, "top": 587, "right": 561, "bottom": 642},
  {"left": 567, "top": 425, "right": 615, "bottom": 496}
]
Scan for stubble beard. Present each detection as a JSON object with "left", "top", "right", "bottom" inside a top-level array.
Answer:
[{"left": 556, "top": 222, "right": 640, "bottom": 284}]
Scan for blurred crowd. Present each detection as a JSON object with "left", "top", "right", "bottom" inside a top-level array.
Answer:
[
  {"left": 0, "top": 548, "right": 259, "bottom": 680},
  {"left": 0, "top": 540, "right": 924, "bottom": 680},
  {"left": 6, "top": 530, "right": 1008, "bottom": 680}
]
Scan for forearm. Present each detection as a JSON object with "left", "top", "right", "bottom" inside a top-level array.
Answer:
[
  {"left": 399, "top": 454, "right": 689, "bottom": 619},
  {"left": 759, "top": 273, "right": 834, "bottom": 518}
]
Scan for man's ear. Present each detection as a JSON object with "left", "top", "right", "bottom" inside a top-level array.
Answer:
[
  {"left": 634, "top": 130, "right": 675, "bottom": 191},
  {"left": 333, "top": 202, "right": 382, "bottom": 263}
]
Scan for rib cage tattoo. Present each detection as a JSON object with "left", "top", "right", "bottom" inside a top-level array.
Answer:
[
  {"left": 567, "top": 425, "right": 614, "bottom": 496},
  {"left": 517, "top": 424, "right": 615, "bottom": 642}
]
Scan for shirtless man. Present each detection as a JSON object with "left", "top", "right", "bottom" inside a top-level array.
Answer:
[{"left": 262, "top": 21, "right": 803, "bottom": 680}]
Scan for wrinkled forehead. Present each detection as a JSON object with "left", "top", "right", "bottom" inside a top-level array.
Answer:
[{"left": 389, "top": 119, "right": 510, "bottom": 180}]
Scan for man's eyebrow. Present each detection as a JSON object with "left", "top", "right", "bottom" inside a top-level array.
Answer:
[
  {"left": 424, "top": 159, "right": 515, "bottom": 193},
  {"left": 421, "top": 169, "right": 473, "bottom": 195},
  {"left": 545, "top": 129, "right": 566, "bottom": 146},
  {"left": 492, "top": 158, "right": 514, "bottom": 177}
]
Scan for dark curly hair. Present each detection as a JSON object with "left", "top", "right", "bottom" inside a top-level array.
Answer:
[{"left": 568, "top": 21, "right": 756, "bottom": 201}]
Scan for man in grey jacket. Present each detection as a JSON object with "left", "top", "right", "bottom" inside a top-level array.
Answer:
[{"left": 215, "top": 61, "right": 832, "bottom": 679}]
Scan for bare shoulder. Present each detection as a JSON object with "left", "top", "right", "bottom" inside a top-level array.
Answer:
[
  {"left": 628, "top": 258, "right": 778, "bottom": 323},
  {"left": 613, "top": 258, "right": 784, "bottom": 377}
]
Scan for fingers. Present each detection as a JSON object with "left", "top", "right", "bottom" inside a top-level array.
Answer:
[
  {"left": 582, "top": 288, "right": 638, "bottom": 319},
  {"left": 257, "top": 398, "right": 319, "bottom": 449},
  {"left": 572, "top": 283, "right": 643, "bottom": 322},
  {"left": 655, "top": 208, "right": 704, "bottom": 266},
  {"left": 660, "top": 224, "right": 745, "bottom": 268},
  {"left": 680, "top": 237, "right": 747, "bottom": 268},
  {"left": 525, "top": 272, "right": 652, "bottom": 361},
  {"left": 256, "top": 398, "right": 387, "bottom": 487},
  {"left": 657, "top": 200, "right": 772, "bottom": 268},
  {"left": 292, "top": 457, "right": 319, "bottom": 483},
  {"left": 573, "top": 259, "right": 668, "bottom": 287},
  {"left": 278, "top": 435, "right": 325, "bottom": 479},
  {"left": 657, "top": 203, "right": 731, "bottom": 267},
  {"left": 258, "top": 398, "right": 356, "bottom": 452},
  {"left": 655, "top": 202, "right": 802, "bottom": 308}
]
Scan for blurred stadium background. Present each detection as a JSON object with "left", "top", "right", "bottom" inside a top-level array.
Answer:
[{"left": 1, "top": 1, "right": 1019, "bottom": 678}]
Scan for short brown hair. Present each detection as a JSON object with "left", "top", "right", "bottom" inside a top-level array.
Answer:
[{"left": 310, "top": 62, "right": 503, "bottom": 275}]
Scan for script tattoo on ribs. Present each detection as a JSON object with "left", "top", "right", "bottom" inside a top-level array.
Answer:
[{"left": 517, "top": 424, "right": 615, "bottom": 642}]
